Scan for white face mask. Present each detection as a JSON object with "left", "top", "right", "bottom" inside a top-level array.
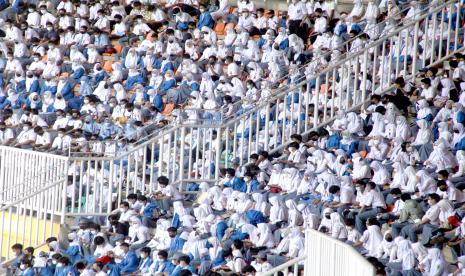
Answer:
[
  {"left": 244, "top": 177, "right": 251, "bottom": 182},
  {"left": 56, "top": 263, "right": 63, "bottom": 267},
  {"left": 20, "top": 264, "right": 26, "bottom": 270}
]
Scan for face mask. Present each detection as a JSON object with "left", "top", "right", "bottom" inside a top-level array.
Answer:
[
  {"left": 141, "top": 253, "right": 147, "bottom": 258},
  {"left": 244, "top": 177, "right": 250, "bottom": 182},
  {"left": 115, "top": 242, "right": 122, "bottom": 246},
  {"left": 172, "top": 260, "right": 177, "bottom": 265},
  {"left": 56, "top": 263, "right": 63, "bottom": 268},
  {"left": 23, "top": 126, "right": 29, "bottom": 131},
  {"left": 47, "top": 27, "right": 53, "bottom": 31},
  {"left": 52, "top": 260, "right": 57, "bottom": 265},
  {"left": 385, "top": 236, "right": 393, "bottom": 242},
  {"left": 20, "top": 264, "right": 26, "bottom": 270},
  {"left": 324, "top": 214, "right": 331, "bottom": 219},
  {"left": 120, "top": 207, "right": 126, "bottom": 212},
  {"left": 84, "top": 99, "right": 90, "bottom": 104}
]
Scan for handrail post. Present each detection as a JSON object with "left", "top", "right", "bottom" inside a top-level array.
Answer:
[
  {"left": 361, "top": 49, "right": 369, "bottom": 112},
  {"left": 61, "top": 161, "right": 69, "bottom": 224}
]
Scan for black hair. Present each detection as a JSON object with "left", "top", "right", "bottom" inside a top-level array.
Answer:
[
  {"left": 328, "top": 185, "right": 340, "bottom": 194},
  {"left": 157, "top": 176, "right": 169, "bottom": 185}
]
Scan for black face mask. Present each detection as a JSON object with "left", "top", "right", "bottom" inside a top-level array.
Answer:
[
  {"left": 439, "top": 187, "right": 448, "bottom": 192},
  {"left": 324, "top": 214, "right": 331, "bottom": 219},
  {"left": 385, "top": 236, "right": 393, "bottom": 242}
]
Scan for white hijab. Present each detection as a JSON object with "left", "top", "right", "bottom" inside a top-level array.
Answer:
[
  {"left": 361, "top": 225, "right": 383, "bottom": 257},
  {"left": 255, "top": 223, "right": 275, "bottom": 248}
]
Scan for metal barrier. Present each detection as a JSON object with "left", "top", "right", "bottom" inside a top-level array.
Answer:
[
  {"left": 0, "top": 146, "right": 68, "bottom": 203},
  {"left": 0, "top": 178, "right": 65, "bottom": 263},
  {"left": 304, "top": 229, "right": 375, "bottom": 276},
  {"left": 0, "top": 0, "right": 459, "bottom": 217}
]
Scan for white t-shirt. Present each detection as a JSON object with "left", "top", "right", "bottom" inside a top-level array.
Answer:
[{"left": 423, "top": 204, "right": 440, "bottom": 225}]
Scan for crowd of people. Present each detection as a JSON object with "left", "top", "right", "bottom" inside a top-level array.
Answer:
[
  {"left": 0, "top": 0, "right": 423, "bottom": 155},
  {"left": 5, "top": 0, "right": 465, "bottom": 275}
]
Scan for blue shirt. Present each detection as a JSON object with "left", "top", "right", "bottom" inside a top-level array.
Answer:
[
  {"left": 152, "top": 260, "right": 175, "bottom": 274},
  {"left": 119, "top": 251, "right": 139, "bottom": 273}
]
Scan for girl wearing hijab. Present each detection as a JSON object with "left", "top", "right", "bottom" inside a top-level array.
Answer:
[
  {"left": 41, "top": 91, "right": 55, "bottom": 113},
  {"left": 395, "top": 116, "right": 410, "bottom": 142},
  {"left": 25, "top": 92, "right": 42, "bottom": 110},
  {"left": 53, "top": 94, "right": 68, "bottom": 111},
  {"left": 376, "top": 231, "right": 395, "bottom": 263},
  {"left": 285, "top": 200, "right": 303, "bottom": 227},
  {"left": 25, "top": 71, "right": 39, "bottom": 94},
  {"left": 419, "top": 248, "right": 448, "bottom": 276},
  {"left": 330, "top": 212, "right": 348, "bottom": 241},
  {"left": 109, "top": 63, "right": 123, "bottom": 83},
  {"left": 288, "top": 228, "right": 305, "bottom": 258},
  {"left": 453, "top": 123, "right": 465, "bottom": 151},
  {"left": 125, "top": 68, "right": 144, "bottom": 91},
  {"left": 124, "top": 48, "right": 139, "bottom": 70},
  {"left": 425, "top": 139, "right": 458, "bottom": 171},
  {"left": 368, "top": 111, "right": 385, "bottom": 138},
  {"left": 269, "top": 196, "right": 287, "bottom": 224},
  {"left": 252, "top": 193, "right": 269, "bottom": 216},
  {"left": 370, "top": 161, "right": 390, "bottom": 186},
  {"left": 386, "top": 237, "right": 419, "bottom": 276},
  {"left": 255, "top": 223, "right": 275, "bottom": 248},
  {"left": 159, "top": 71, "right": 176, "bottom": 94},
  {"left": 93, "top": 81, "right": 110, "bottom": 103},
  {"left": 346, "top": 112, "right": 364, "bottom": 135},
  {"left": 454, "top": 150, "right": 465, "bottom": 177},
  {"left": 92, "top": 63, "right": 108, "bottom": 85},
  {"left": 413, "top": 119, "right": 434, "bottom": 161}
]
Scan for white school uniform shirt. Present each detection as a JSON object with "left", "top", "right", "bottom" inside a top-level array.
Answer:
[
  {"left": 5, "top": 59, "right": 23, "bottom": 74},
  {"left": 0, "top": 129, "right": 15, "bottom": 144},
  {"left": 35, "top": 132, "right": 51, "bottom": 146},
  {"left": 14, "top": 43, "right": 29, "bottom": 58},
  {"left": 5, "top": 26, "right": 23, "bottom": 42},
  {"left": 58, "top": 16, "right": 74, "bottom": 30},
  {"left": 74, "top": 33, "right": 91, "bottom": 46},
  {"left": 51, "top": 135, "right": 72, "bottom": 150},
  {"left": 95, "top": 16, "right": 110, "bottom": 31},
  {"left": 161, "top": 185, "right": 182, "bottom": 200},
  {"left": 57, "top": 1, "right": 75, "bottom": 13},
  {"left": 27, "top": 12, "right": 41, "bottom": 28},
  {"left": 288, "top": 1, "right": 307, "bottom": 20},
  {"left": 422, "top": 204, "right": 441, "bottom": 225},
  {"left": 287, "top": 150, "right": 302, "bottom": 164},
  {"left": 314, "top": 17, "right": 327, "bottom": 33},
  {"left": 17, "top": 129, "right": 37, "bottom": 144},
  {"left": 40, "top": 12, "right": 57, "bottom": 27},
  {"left": 133, "top": 23, "right": 151, "bottom": 36},
  {"left": 113, "top": 22, "right": 127, "bottom": 36}
]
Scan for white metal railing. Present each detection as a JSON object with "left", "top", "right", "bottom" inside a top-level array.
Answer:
[
  {"left": 0, "top": 146, "right": 68, "bottom": 203},
  {"left": 257, "top": 255, "right": 306, "bottom": 276},
  {"left": 66, "top": 0, "right": 419, "bottom": 158},
  {"left": 304, "top": 229, "right": 375, "bottom": 276},
  {"left": 0, "top": 0, "right": 463, "bottom": 216},
  {"left": 0, "top": 178, "right": 66, "bottom": 263}
]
